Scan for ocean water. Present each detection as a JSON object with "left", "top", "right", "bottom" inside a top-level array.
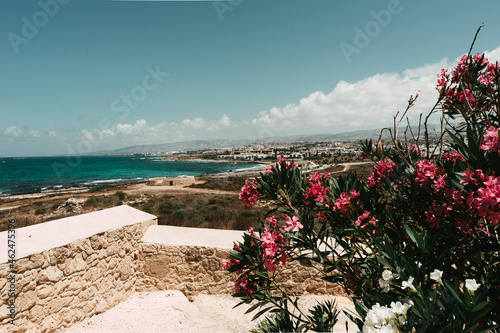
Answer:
[{"left": 0, "top": 156, "right": 260, "bottom": 197}]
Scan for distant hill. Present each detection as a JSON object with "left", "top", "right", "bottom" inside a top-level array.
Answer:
[{"left": 90, "top": 125, "right": 442, "bottom": 156}]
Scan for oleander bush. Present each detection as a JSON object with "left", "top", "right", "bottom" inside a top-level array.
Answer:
[{"left": 223, "top": 32, "right": 500, "bottom": 332}]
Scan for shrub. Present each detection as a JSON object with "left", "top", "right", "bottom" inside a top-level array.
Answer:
[{"left": 223, "top": 30, "right": 500, "bottom": 332}]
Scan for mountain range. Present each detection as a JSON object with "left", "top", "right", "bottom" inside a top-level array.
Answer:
[{"left": 91, "top": 125, "right": 442, "bottom": 156}]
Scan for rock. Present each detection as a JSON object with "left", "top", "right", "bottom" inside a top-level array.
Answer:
[
  {"left": 117, "top": 257, "right": 134, "bottom": 280},
  {"left": 62, "top": 253, "right": 86, "bottom": 276},
  {"left": 38, "top": 266, "right": 63, "bottom": 283}
]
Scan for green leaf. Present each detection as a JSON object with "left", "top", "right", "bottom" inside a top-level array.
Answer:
[
  {"left": 472, "top": 300, "right": 490, "bottom": 313},
  {"left": 252, "top": 306, "right": 274, "bottom": 321}
]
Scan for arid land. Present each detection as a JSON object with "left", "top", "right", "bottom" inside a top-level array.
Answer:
[{"left": 0, "top": 160, "right": 374, "bottom": 233}]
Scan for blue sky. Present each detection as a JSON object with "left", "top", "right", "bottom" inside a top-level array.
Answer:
[{"left": 1, "top": 0, "right": 500, "bottom": 157}]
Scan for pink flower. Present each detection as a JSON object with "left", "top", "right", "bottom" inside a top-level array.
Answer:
[
  {"left": 305, "top": 182, "right": 330, "bottom": 206},
  {"left": 433, "top": 174, "right": 447, "bottom": 191},
  {"left": 265, "top": 216, "right": 277, "bottom": 227},
  {"left": 355, "top": 210, "right": 370, "bottom": 227},
  {"left": 264, "top": 258, "right": 277, "bottom": 272},
  {"left": 425, "top": 203, "right": 451, "bottom": 229},
  {"left": 221, "top": 258, "right": 230, "bottom": 269},
  {"left": 260, "top": 228, "right": 282, "bottom": 258},
  {"left": 264, "top": 165, "right": 274, "bottom": 175},
  {"left": 317, "top": 211, "right": 328, "bottom": 222},
  {"left": 437, "top": 69, "right": 448, "bottom": 89},
  {"left": 367, "top": 160, "right": 395, "bottom": 188},
  {"left": 239, "top": 179, "right": 259, "bottom": 208},
  {"left": 334, "top": 192, "right": 351, "bottom": 215},
  {"left": 235, "top": 276, "right": 254, "bottom": 296},
  {"left": 221, "top": 257, "right": 240, "bottom": 270},
  {"left": 470, "top": 176, "right": 500, "bottom": 226},
  {"left": 284, "top": 215, "right": 303, "bottom": 232},
  {"left": 246, "top": 226, "right": 255, "bottom": 235},
  {"left": 481, "top": 126, "right": 500, "bottom": 152},
  {"left": 444, "top": 151, "right": 465, "bottom": 164},
  {"left": 277, "top": 156, "right": 297, "bottom": 169},
  {"left": 415, "top": 159, "right": 440, "bottom": 189},
  {"left": 461, "top": 169, "right": 485, "bottom": 186}
]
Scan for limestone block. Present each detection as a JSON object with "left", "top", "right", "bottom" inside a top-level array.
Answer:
[
  {"left": 36, "top": 285, "right": 54, "bottom": 300},
  {"left": 62, "top": 253, "right": 86, "bottom": 276},
  {"left": 106, "top": 229, "right": 124, "bottom": 242},
  {"left": 86, "top": 253, "right": 99, "bottom": 266},
  {"left": 44, "top": 297, "right": 65, "bottom": 316},
  {"left": 0, "top": 264, "right": 9, "bottom": 279},
  {"left": 66, "top": 276, "right": 84, "bottom": 292},
  {"left": 82, "top": 299, "right": 97, "bottom": 315},
  {"left": 106, "top": 243, "right": 119, "bottom": 256},
  {"left": 90, "top": 234, "right": 107, "bottom": 250},
  {"left": 78, "top": 286, "right": 97, "bottom": 302},
  {"left": 201, "top": 258, "right": 220, "bottom": 272},
  {"left": 5, "top": 317, "right": 29, "bottom": 333},
  {"left": 182, "top": 247, "right": 202, "bottom": 262},
  {"left": 94, "top": 297, "right": 109, "bottom": 314},
  {"left": 16, "top": 290, "right": 37, "bottom": 313},
  {"left": 202, "top": 247, "right": 216, "bottom": 256},
  {"left": 107, "top": 258, "right": 118, "bottom": 270},
  {"left": 0, "top": 304, "right": 10, "bottom": 321},
  {"left": 49, "top": 247, "right": 70, "bottom": 264},
  {"left": 40, "top": 313, "right": 62, "bottom": 333},
  {"left": 123, "top": 279, "right": 135, "bottom": 292},
  {"left": 96, "top": 276, "right": 113, "bottom": 294},
  {"left": 143, "top": 255, "right": 169, "bottom": 278},
  {"left": 15, "top": 275, "right": 34, "bottom": 295},
  {"left": 83, "top": 266, "right": 102, "bottom": 283},
  {"left": 15, "top": 253, "right": 45, "bottom": 272},
  {"left": 62, "top": 296, "right": 74, "bottom": 307}
]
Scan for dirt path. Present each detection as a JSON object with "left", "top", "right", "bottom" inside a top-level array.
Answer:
[{"left": 124, "top": 183, "right": 238, "bottom": 196}]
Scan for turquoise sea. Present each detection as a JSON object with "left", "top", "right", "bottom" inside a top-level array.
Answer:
[{"left": 0, "top": 156, "right": 260, "bottom": 197}]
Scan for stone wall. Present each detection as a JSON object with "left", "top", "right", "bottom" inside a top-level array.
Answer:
[
  {"left": 137, "top": 244, "right": 345, "bottom": 297},
  {"left": 1, "top": 207, "right": 345, "bottom": 333},
  {"left": 0, "top": 220, "right": 156, "bottom": 333}
]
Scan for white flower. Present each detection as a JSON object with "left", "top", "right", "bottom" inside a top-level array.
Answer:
[
  {"left": 363, "top": 301, "right": 412, "bottom": 332},
  {"left": 430, "top": 269, "right": 443, "bottom": 283},
  {"left": 379, "top": 278, "right": 390, "bottom": 293},
  {"left": 465, "top": 279, "right": 481, "bottom": 293},
  {"left": 390, "top": 301, "right": 411, "bottom": 316},
  {"left": 382, "top": 269, "right": 393, "bottom": 281},
  {"left": 402, "top": 276, "right": 416, "bottom": 291}
]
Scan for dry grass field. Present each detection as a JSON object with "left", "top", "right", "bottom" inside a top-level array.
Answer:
[{"left": 0, "top": 163, "right": 374, "bottom": 233}]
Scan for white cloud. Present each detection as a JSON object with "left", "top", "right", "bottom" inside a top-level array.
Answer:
[
  {"left": 4, "top": 126, "right": 22, "bottom": 137},
  {"left": 251, "top": 46, "right": 500, "bottom": 134},
  {"left": 73, "top": 114, "right": 234, "bottom": 150},
  {"left": 251, "top": 59, "right": 454, "bottom": 133}
]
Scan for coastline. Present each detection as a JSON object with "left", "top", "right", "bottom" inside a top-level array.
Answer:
[
  {"left": 0, "top": 162, "right": 269, "bottom": 203},
  {"left": 0, "top": 157, "right": 268, "bottom": 201}
]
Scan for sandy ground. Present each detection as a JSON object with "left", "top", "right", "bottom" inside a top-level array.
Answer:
[{"left": 63, "top": 291, "right": 356, "bottom": 333}]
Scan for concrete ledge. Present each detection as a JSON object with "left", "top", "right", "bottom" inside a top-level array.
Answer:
[
  {"left": 141, "top": 225, "right": 245, "bottom": 249},
  {"left": 0, "top": 205, "right": 156, "bottom": 263}
]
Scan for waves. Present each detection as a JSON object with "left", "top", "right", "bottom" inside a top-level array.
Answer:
[{"left": 0, "top": 156, "right": 259, "bottom": 197}]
